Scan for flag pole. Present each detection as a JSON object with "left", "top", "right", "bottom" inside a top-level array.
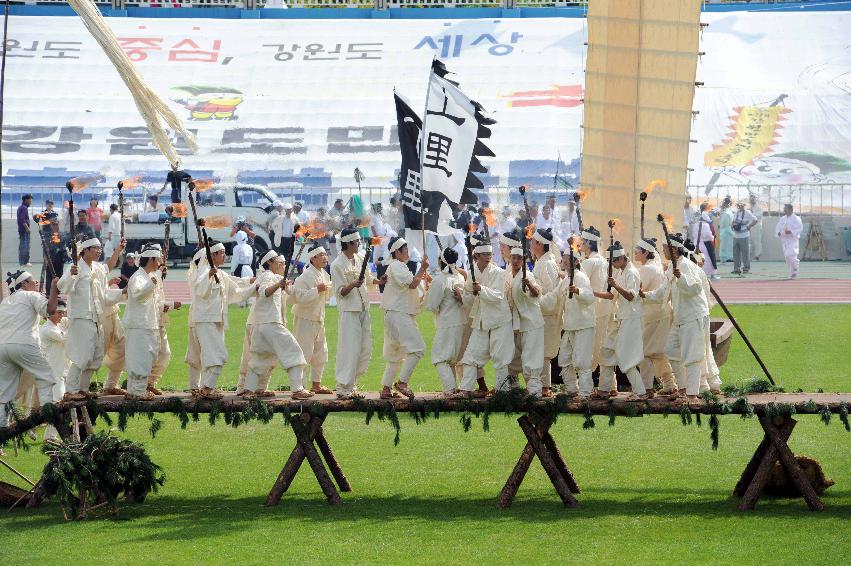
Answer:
[{"left": 418, "top": 57, "right": 437, "bottom": 262}]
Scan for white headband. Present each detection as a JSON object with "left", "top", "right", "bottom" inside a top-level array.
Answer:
[
  {"left": 473, "top": 245, "right": 492, "bottom": 254},
  {"left": 510, "top": 247, "right": 524, "bottom": 256},
  {"left": 307, "top": 245, "right": 327, "bottom": 260},
  {"left": 581, "top": 230, "right": 600, "bottom": 242},
  {"left": 209, "top": 243, "right": 225, "bottom": 254},
  {"left": 610, "top": 248, "right": 626, "bottom": 258},
  {"left": 499, "top": 234, "right": 521, "bottom": 247},
  {"left": 341, "top": 231, "right": 361, "bottom": 243},
  {"left": 140, "top": 244, "right": 163, "bottom": 258},
  {"left": 260, "top": 250, "right": 279, "bottom": 266},
  {"left": 12, "top": 271, "right": 33, "bottom": 287},
  {"left": 80, "top": 237, "right": 101, "bottom": 250},
  {"left": 389, "top": 238, "right": 407, "bottom": 254},
  {"left": 668, "top": 238, "right": 684, "bottom": 249},
  {"left": 532, "top": 232, "right": 553, "bottom": 246},
  {"left": 636, "top": 240, "right": 656, "bottom": 253}
]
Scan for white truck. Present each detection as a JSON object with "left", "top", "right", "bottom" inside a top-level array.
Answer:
[{"left": 121, "top": 183, "right": 278, "bottom": 261}]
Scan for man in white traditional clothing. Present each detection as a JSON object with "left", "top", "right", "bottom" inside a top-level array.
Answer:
[
  {"left": 506, "top": 247, "right": 545, "bottom": 397},
  {"left": 776, "top": 204, "right": 803, "bottom": 279},
  {"left": 191, "top": 239, "right": 257, "bottom": 400},
  {"left": 595, "top": 242, "right": 646, "bottom": 399},
  {"left": 104, "top": 203, "right": 121, "bottom": 257},
  {"left": 580, "top": 226, "right": 614, "bottom": 392},
  {"left": 425, "top": 247, "right": 467, "bottom": 397},
  {"left": 634, "top": 237, "right": 678, "bottom": 396},
  {"left": 101, "top": 237, "right": 131, "bottom": 396},
  {"left": 122, "top": 243, "right": 169, "bottom": 401},
  {"left": 0, "top": 271, "right": 59, "bottom": 427},
  {"left": 149, "top": 272, "right": 178, "bottom": 396},
  {"left": 684, "top": 239, "right": 722, "bottom": 395},
  {"left": 379, "top": 237, "right": 428, "bottom": 399},
  {"left": 57, "top": 237, "right": 125, "bottom": 400},
  {"left": 291, "top": 243, "right": 333, "bottom": 395},
  {"left": 455, "top": 237, "right": 514, "bottom": 399},
  {"left": 530, "top": 227, "right": 562, "bottom": 397},
  {"left": 496, "top": 210, "right": 518, "bottom": 267},
  {"left": 330, "top": 227, "right": 372, "bottom": 399},
  {"left": 244, "top": 250, "right": 309, "bottom": 399},
  {"left": 185, "top": 248, "right": 205, "bottom": 394},
  {"left": 553, "top": 252, "right": 596, "bottom": 398},
  {"left": 39, "top": 299, "right": 69, "bottom": 441},
  {"left": 643, "top": 233, "right": 709, "bottom": 400}
]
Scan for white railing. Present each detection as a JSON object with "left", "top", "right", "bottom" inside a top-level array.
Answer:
[{"left": 16, "top": 0, "right": 589, "bottom": 7}]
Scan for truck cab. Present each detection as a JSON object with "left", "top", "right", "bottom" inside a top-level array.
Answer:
[{"left": 121, "top": 183, "right": 277, "bottom": 261}]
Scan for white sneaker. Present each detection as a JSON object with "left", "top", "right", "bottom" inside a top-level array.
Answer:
[{"left": 25, "top": 262, "right": 32, "bottom": 267}]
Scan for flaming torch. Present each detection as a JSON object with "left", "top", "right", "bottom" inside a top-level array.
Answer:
[
  {"left": 639, "top": 179, "right": 666, "bottom": 238},
  {"left": 573, "top": 189, "right": 586, "bottom": 234}
]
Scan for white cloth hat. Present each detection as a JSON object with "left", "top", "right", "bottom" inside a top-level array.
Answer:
[
  {"left": 472, "top": 245, "right": 492, "bottom": 254},
  {"left": 580, "top": 230, "right": 600, "bottom": 242},
  {"left": 610, "top": 248, "right": 626, "bottom": 258},
  {"left": 510, "top": 247, "right": 524, "bottom": 256},
  {"left": 341, "top": 231, "right": 361, "bottom": 243},
  {"left": 635, "top": 239, "right": 657, "bottom": 253},
  {"left": 499, "top": 233, "right": 521, "bottom": 247}
]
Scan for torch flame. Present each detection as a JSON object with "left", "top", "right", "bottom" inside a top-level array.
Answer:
[
  {"left": 305, "top": 218, "right": 327, "bottom": 240},
  {"left": 370, "top": 236, "right": 383, "bottom": 246},
  {"left": 608, "top": 218, "right": 622, "bottom": 234},
  {"left": 191, "top": 179, "right": 216, "bottom": 192},
  {"left": 467, "top": 223, "right": 477, "bottom": 234},
  {"left": 643, "top": 178, "right": 667, "bottom": 195},
  {"left": 481, "top": 207, "right": 497, "bottom": 228},
  {"left": 658, "top": 213, "right": 674, "bottom": 232},
  {"left": 51, "top": 234, "right": 61, "bottom": 244},
  {"left": 199, "top": 215, "right": 232, "bottom": 230},
  {"left": 34, "top": 213, "right": 51, "bottom": 226},
  {"left": 295, "top": 224, "right": 310, "bottom": 239},
  {"left": 574, "top": 189, "right": 588, "bottom": 202},
  {"left": 119, "top": 175, "right": 143, "bottom": 190},
  {"left": 524, "top": 224, "right": 536, "bottom": 240},
  {"left": 568, "top": 235, "right": 581, "bottom": 254},
  {"left": 67, "top": 174, "right": 102, "bottom": 193},
  {"left": 169, "top": 203, "right": 188, "bottom": 219}
]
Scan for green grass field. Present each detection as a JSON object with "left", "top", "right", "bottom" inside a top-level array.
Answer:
[{"left": 2, "top": 304, "right": 850, "bottom": 565}]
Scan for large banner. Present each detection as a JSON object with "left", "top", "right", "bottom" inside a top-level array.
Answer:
[
  {"left": 1, "top": 16, "right": 585, "bottom": 191},
  {"left": 2, "top": 12, "right": 851, "bottom": 209}
]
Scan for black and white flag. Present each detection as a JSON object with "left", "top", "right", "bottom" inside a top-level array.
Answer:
[{"left": 396, "top": 59, "right": 496, "bottom": 237}]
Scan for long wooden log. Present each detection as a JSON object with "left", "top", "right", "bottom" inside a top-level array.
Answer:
[{"left": 3, "top": 392, "right": 849, "bottom": 444}]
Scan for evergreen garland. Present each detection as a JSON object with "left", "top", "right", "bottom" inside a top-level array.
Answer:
[
  {"left": 709, "top": 414, "right": 720, "bottom": 451},
  {"left": 582, "top": 403, "right": 595, "bottom": 429},
  {"left": 820, "top": 405, "right": 832, "bottom": 426},
  {"left": 607, "top": 401, "right": 616, "bottom": 427},
  {"left": 680, "top": 406, "right": 692, "bottom": 426},
  {"left": 40, "top": 431, "right": 165, "bottom": 520},
  {"left": 840, "top": 402, "right": 849, "bottom": 432}
]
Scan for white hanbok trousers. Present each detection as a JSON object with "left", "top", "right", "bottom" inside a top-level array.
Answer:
[
  {"left": 293, "top": 317, "right": 328, "bottom": 386},
  {"left": 431, "top": 324, "right": 466, "bottom": 393},
  {"left": 558, "top": 327, "right": 595, "bottom": 397},
  {"left": 666, "top": 316, "right": 709, "bottom": 396},
  {"left": 185, "top": 324, "right": 202, "bottom": 390},
  {"left": 66, "top": 318, "right": 105, "bottom": 393},
  {"left": 102, "top": 312, "right": 125, "bottom": 389},
  {"left": 0, "top": 344, "right": 56, "bottom": 426},
  {"left": 195, "top": 322, "right": 228, "bottom": 389},
  {"left": 335, "top": 310, "right": 372, "bottom": 394},
  {"left": 381, "top": 311, "right": 425, "bottom": 387},
  {"left": 247, "top": 322, "right": 307, "bottom": 392},
  {"left": 460, "top": 324, "right": 514, "bottom": 392},
  {"left": 124, "top": 328, "right": 160, "bottom": 396}
]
